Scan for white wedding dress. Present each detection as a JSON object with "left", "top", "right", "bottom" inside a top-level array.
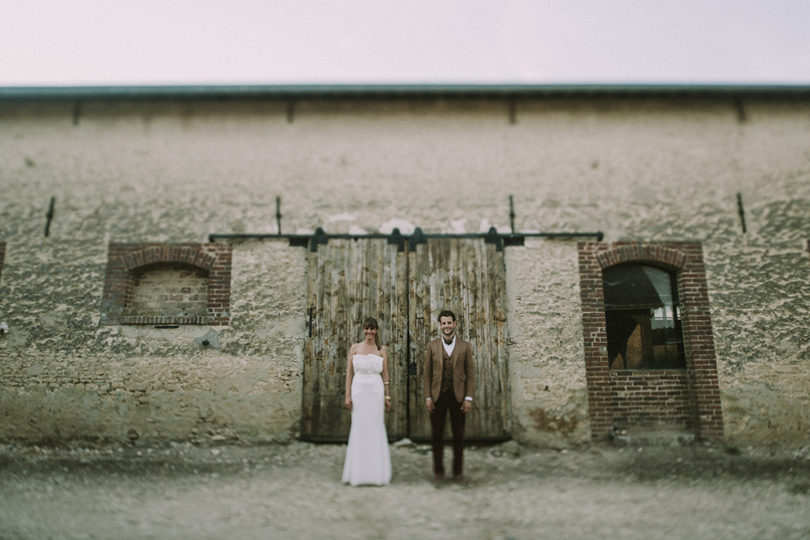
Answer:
[{"left": 342, "top": 353, "right": 392, "bottom": 486}]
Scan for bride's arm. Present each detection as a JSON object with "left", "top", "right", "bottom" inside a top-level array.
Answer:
[
  {"left": 381, "top": 346, "right": 391, "bottom": 411},
  {"left": 344, "top": 344, "right": 355, "bottom": 410}
]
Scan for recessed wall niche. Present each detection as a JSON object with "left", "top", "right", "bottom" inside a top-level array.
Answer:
[{"left": 101, "top": 243, "right": 232, "bottom": 326}]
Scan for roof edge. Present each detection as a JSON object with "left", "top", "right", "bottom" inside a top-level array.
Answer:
[{"left": 2, "top": 83, "right": 810, "bottom": 101}]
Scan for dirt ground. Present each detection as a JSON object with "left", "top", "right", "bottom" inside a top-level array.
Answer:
[{"left": 1, "top": 439, "right": 809, "bottom": 540}]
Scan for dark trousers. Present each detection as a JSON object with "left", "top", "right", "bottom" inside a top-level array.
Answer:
[{"left": 430, "top": 389, "right": 466, "bottom": 476}]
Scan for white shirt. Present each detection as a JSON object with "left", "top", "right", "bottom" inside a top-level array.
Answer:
[{"left": 442, "top": 335, "right": 456, "bottom": 357}]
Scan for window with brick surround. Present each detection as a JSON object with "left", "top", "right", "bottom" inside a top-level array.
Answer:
[
  {"left": 101, "top": 243, "right": 232, "bottom": 326},
  {"left": 578, "top": 242, "right": 723, "bottom": 442},
  {"left": 603, "top": 264, "right": 685, "bottom": 370}
]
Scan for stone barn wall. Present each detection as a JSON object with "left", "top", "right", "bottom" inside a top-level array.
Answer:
[{"left": 0, "top": 91, "right": 808, "bottom": 448}]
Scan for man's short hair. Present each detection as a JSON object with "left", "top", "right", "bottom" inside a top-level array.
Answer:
[{"left": 437, "top": 310, "right": 456, "bottom": 322}]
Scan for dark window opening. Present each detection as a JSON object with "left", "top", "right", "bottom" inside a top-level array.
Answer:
[{"left": 603, "top": 264, "right": 685, "bottom": 369}]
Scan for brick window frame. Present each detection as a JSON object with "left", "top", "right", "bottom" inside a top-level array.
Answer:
[
  {"left": 101, "top": 243, "right": 232, "bottom": 326},
  {"left": 578, "top": 242, "right": 723, "bottom": 442}
]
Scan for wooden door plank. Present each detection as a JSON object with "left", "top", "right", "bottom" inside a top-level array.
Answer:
[
  {"left": 408, "top": 238, "right": 511, "bottom": 442},
  {"left": 301, "top": 239, "right": 408, "bottom": 441}
]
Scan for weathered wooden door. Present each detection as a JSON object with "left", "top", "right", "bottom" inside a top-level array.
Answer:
[
  {"left": 301, "top": 237, "right": 510, "bottom": 442},
  {"left": 301, "top": 239, "right": 409, "bottom": 441},
  {"left": 408, "top": 238, "right": 511, "bottom": 441}
]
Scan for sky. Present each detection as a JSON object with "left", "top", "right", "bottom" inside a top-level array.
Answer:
[{"left": 1, "top": 0, "right": 809, "bottom": 86}]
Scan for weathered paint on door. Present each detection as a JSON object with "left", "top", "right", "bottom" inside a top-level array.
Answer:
[
  {"left": 408, "top": 238, "right": 511, "bottom": 442},
  {"left": 301, "top": 237, "right": 510, "bottom": 442},
  {"left": 301, "top": 239, "right": 408, "bottom": 441}
]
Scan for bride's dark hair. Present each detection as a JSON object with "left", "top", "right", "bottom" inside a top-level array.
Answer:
[{"left": 363, "top": 317, "right": 381, "bottom": 349}]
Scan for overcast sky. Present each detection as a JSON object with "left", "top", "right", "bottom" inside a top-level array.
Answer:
[{"left": 2, "top": 0, "right": 809, "bottom": 86}]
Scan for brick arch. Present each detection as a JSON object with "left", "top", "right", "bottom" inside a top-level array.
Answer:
[
  {"left": 101, "top": 243, "right": 232, "bottom": 326},
  {"left": 596, "top": 244, "right": 688, "bottom": 271},
  {"left": 123, "top": 246, "right": 217, "bottom": 273}
]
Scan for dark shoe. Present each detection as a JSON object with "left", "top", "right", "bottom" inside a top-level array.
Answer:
[
  {"left": 454, "top": 474, "right": 468, "bottom": 487},
  {"left": 432, "top": 473, "right": 444, "bottom": 488}
]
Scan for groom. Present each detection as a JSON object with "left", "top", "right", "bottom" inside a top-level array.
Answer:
[{"left": 423, "top": 310, "right": 475, "bottom": 486}]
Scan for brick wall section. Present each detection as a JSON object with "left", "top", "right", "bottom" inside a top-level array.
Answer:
[
  {"left": 101, "top": 243, "right": 232, "bottom": 326},
  {"left": 126, "top": 264, "right": 209, "bottom": 322},
  {"left": 610, "top": 370, "right": 692, "bottom": 429},
  {"left": 578, "top": 241, "right": 724, "bottom": 442}
]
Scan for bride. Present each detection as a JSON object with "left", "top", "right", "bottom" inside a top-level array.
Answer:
[{"left": 342, "top": 316, "right": 392, "bottom": 486}]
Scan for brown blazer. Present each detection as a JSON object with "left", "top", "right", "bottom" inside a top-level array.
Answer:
[{"left": 423, "top": 337, "right": 475, "bottom": 403}]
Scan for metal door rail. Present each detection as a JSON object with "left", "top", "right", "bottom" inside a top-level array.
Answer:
[{"left": 209, "top": 227, "right": 603, "bottom": 251}]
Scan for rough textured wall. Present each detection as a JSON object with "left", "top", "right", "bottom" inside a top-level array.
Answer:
[
  {"left": 0, "top": 238, "right": 305, "bottom": 444},
  {"left": 0, "top": 96, "right": 808, "bottom": 447},
  {"left": 505, "top": 239, "right": 590, "bottom": 448},
  {"left": 707, "top": 238, "right": 810, "bottom": 448}
]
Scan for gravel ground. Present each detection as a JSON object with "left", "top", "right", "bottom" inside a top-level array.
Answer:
[{"left": 1, "top": 440, "right": 809, "bottom": 540}]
